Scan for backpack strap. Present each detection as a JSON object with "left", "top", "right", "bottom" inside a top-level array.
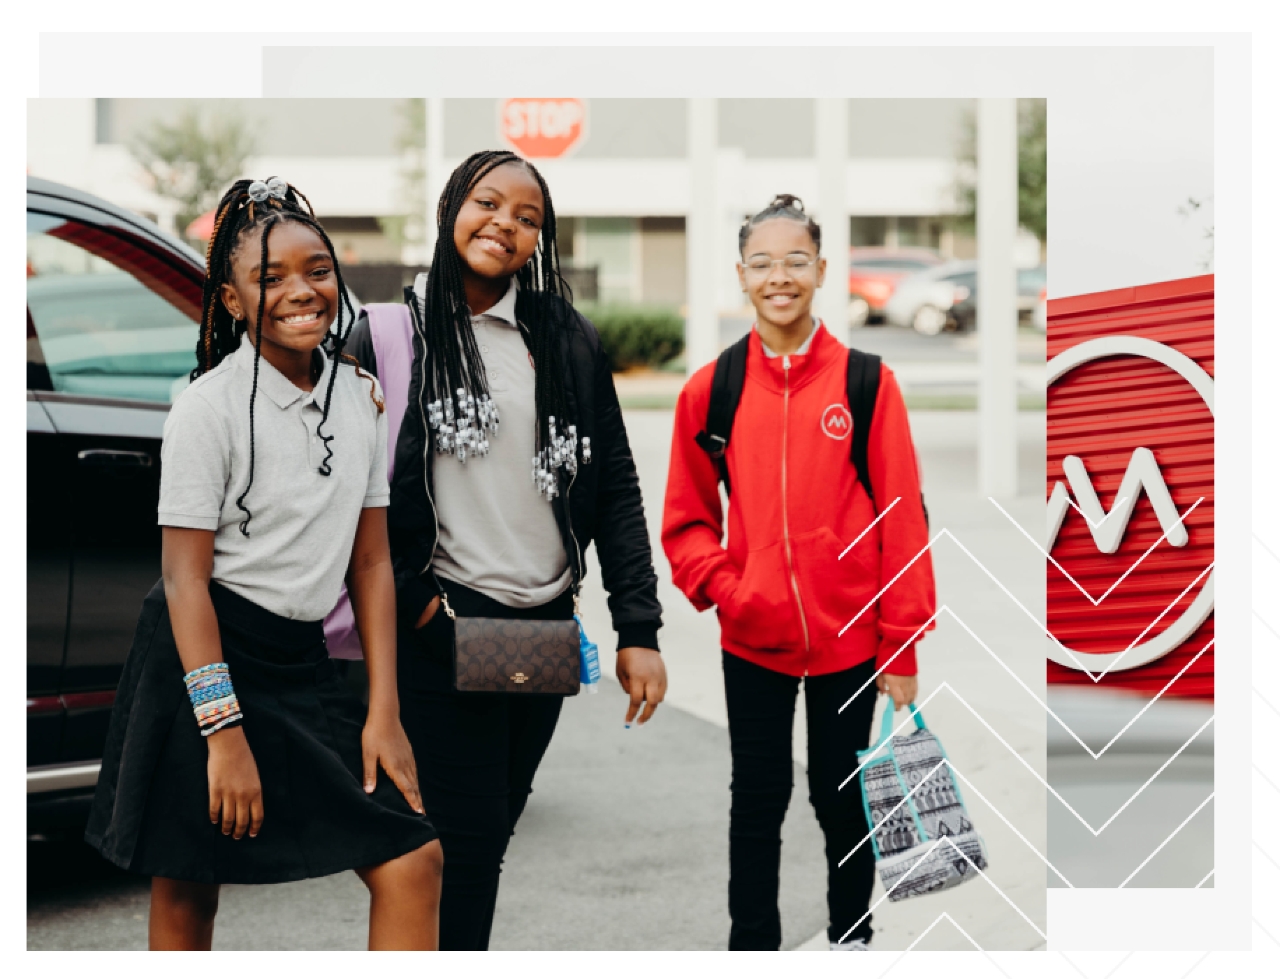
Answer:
[
  {"left": 361, "top": 303, "right": 415, "bottom": 482},
  {"left": 847, "top": 347, "right": 930, "bottom": 528},
  {"left": 694, "top": 332, "right": 751, "bottom": 495},
  {"left": 846, "top": 347, "right": 882, "bottom": 511}
]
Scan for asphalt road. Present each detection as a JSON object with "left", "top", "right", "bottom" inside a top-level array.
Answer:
[{"left": 27, "top": 682, "right": 832, "bottom": 951}]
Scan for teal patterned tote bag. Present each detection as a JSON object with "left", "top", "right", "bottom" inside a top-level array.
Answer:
[{"left": 858, "top": 704, "right": 988, "bottom": 901}]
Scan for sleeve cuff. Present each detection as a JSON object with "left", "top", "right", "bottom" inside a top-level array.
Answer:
[
  {"left": 361, "top": 494, "right": 390, "bottom": 508},
  {"left": 876, "top": 638, "right": 918, "bottom": 676},
  {"left": 617, "top": 623, "right": 660, "bottom": 653},
  {"left": 398, "top": 573, "right": 438, "bottom": 627},
  {"left": 157, "top": 511, "right": 219, "bottom": 531},
  {"left": 704, "top": 562, "right": 740, "bottom": 611}
]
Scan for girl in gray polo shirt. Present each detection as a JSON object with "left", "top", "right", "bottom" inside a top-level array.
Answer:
[{"left": 86, "top": 179, "right": 442, "bottom": 950}]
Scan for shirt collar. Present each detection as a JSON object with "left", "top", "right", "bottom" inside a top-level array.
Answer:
[
  {"left": 411, "top": 274, "right": 520, "bottom": 330},
  {"left": 473, "top": 277, "right": 519, "bottom": 328},
  {"left": 759, "top": 317, "right": 818, "bottom": 358},
  {"left": 233, "top": 332, "right": 333, "bottom": 410}
]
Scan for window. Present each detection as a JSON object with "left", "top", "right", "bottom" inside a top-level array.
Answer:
[{"left": 26, "top": 212, "right": 201, "bottom": 403}]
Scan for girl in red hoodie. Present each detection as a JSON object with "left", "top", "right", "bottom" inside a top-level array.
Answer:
[{"left": 662, "top": 195, "right": 936, "bottom": 951}]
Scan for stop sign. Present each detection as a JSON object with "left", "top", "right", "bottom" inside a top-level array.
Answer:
[{"left": 499, "top": 99, "right": 587, "bottom": 159}]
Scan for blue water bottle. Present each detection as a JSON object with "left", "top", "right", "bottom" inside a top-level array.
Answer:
[{"left": 575, "top": 614, "right": 600, "bottom": 694}]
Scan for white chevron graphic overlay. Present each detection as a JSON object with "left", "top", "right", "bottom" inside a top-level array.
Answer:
[
  {"left": 839, "top": 605, "right": 1214, "bottom": 760},
  {"left": 839, "top": 495, "right": 901, "bottom": 559},
  {"left": 1117, "top": 791, "right": 1215, "bottom": 887},
  {"left": 1047, "top": 448, "right": 1191, "bottom": 553},
  {"left": 837, "top": 679, "right": 1213, "bottom": 836},
  {"left": 821, "top": 515, "right": 1233, "bottom": 950},
  {"left": 838, "top": 525, "right": 1213, "bottom": 681},
  {"left": 838, "top": 835, "right": 1047, "bottom": 944},
  {"left": 837, "top": 752, "right": 1072, "bottom": 887},
  {"left": 995, "top": 494, "right": 1205, "bottom": 606},
  {"left": 1060, "top": 951, "right": 1135, "bottom": 979}
]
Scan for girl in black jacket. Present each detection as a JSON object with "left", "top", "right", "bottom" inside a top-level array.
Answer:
[{"left": 344, "top": 150, "right": 666, "bottom": 949}]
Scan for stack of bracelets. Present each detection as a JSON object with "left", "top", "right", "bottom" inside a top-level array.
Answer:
[{"left": 183, "top": 663, "right": 243, "bottom": 737}]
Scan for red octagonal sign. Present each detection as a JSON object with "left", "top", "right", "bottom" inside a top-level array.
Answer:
[{"left": 499, "top": 99, "right": 587, "bottom": 159}]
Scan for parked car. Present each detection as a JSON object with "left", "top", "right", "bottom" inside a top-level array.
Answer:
[
  {"left": 26, "top": 177, "right": 359, "bottom": 833},
  {"left": 884, "top": 261, "right": 976, "bottom": 335},
  {"left": 847, "top": 246, "right": 945, "bottom": 327},
  {"left": 888, "top": 261, "right": 1046, "bottom": 335}
]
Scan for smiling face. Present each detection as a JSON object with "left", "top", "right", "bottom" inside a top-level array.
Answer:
[
  {"left": 737, "top": 218, "right": 827, "bottom": 333},
  {"left": 220, "top": 219, "right": 339, "bottom": 358},
  {"left": 452, "top": 162, "right": 545, "bottom": 294}
]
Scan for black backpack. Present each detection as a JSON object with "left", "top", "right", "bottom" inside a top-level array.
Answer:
[{"left": 693, "top": 333, "right": 927, "bottom": 524}]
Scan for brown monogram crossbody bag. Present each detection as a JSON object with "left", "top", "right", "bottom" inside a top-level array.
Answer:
[{"left": 438, "top": 588, "right": 582, "bottom": 696}]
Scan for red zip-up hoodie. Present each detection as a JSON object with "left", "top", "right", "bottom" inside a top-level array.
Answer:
[{"left": 662, "top": 322, "right": 936, "bottom": 677}]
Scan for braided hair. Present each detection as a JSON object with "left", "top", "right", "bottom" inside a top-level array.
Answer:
[
  {"left": 417, "top": 150, "right": 573, "bottom": 455},
  {"left": 738, "top": 193, "right": 823, "bottom": 255},
  {"left": 194, "top": 178, "right": 378, "bottom": 536}
]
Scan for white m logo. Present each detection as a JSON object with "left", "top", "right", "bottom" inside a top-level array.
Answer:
[
  {"left": 1046, "top": 448, "right": 1188, "bottom": 553},
  {"left": 1044, "top": 334, "right": 1213, "bottom": 674}
]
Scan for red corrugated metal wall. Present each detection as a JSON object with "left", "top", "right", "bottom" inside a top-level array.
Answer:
[{"left": 1046, "top": 275, "right": 1214, "bottom": 700}]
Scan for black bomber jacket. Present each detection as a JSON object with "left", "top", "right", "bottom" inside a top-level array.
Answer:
[{"left": 344, "top": 294, "right": 663, "bottom": 653}]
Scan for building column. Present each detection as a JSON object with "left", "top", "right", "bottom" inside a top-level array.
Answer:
[
  {"left": 716, "top": 146, "right": 746, "bottom": 314},
  {"left": 977, "top": 98, "right": 1019, "bottom": 498},
  {"left": 815, "top": 98, "right": 850, "bottom": 342},
  {"left": 425, "top": 97, "right": 445, "bottom": 259},
  {"left": 686, "top": 98, "right": 719, "bottom": 374}
]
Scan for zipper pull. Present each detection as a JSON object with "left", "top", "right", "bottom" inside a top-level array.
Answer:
[{"left": 783, "top": 354, "right": 791, "bottom": 370}]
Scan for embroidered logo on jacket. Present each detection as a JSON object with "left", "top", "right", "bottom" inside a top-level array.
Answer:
[{"left": 821, "top": 404, "right": 853, "bottom": 440}]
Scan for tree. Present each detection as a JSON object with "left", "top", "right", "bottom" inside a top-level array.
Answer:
[
  {"left": 377, "top": 98, "right": 427, "bottom": 262},
  {"left": 1177, "top": 196, "right": 1214, "bottom": 272},
  {"left": 953, "top": 98, "right": 1047, "bottom": 244},
  {"left": 130, "top": 104, "right": 257, "bottom": 239}
]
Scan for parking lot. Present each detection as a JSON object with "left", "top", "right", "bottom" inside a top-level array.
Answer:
[{"left": 29, "top": 406, "right": 1050, "bottom": 952}]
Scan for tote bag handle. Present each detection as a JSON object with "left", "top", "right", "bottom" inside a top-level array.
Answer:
[{"left": 864, "top": 702, "right": 926, "bottom": 762}]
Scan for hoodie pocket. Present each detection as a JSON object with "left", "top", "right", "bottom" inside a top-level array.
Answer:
[
  {"left": 790, "top": 527, "right": 881, "bottom": 642},
  {"left": 717, "top": 540, "right": 804, "bottom": 653}
]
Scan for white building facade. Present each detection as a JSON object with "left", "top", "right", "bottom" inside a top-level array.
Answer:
[{"left": 28, "top": 97, "right": 981, "bottom": 313}]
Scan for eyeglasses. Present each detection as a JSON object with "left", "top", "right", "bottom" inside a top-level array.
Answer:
[{"left": 741, "top": 256, "right": 820, "bottom": 279}]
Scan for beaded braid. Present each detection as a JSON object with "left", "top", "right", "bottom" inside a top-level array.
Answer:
[
  {"left": 738, "top": 193, "right": 823, "bottom": 255},
  {"left": 420, "top": 150, "right": 574, "bottom": 462},
  {"left": 193, "top": 178, "right": 374, "bottom": 536}
]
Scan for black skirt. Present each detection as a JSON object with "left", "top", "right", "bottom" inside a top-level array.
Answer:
[{"left": 85, "top": 579, "right": 437, "bottom": 885}]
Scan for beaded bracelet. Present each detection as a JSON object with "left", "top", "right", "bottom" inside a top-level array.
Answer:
[{"left": 183, "top": 662, "right": 243, "bottom": 737}]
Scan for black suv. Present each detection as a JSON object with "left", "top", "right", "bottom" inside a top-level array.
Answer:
[
  {"left": 28, "top": 177, "right": 210, "bottom": 830},
  {"left": 27, "top": 177, "right": 213, "bottom": 829}
]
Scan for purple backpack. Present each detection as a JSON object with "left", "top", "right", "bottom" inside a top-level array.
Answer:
[{"left": 323, "top": 303, "right": 415, "bottom": 660}]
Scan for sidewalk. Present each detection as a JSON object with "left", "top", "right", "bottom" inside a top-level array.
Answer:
[{"left": 565, "top": 407, "right": 1049, "bottom": 951}]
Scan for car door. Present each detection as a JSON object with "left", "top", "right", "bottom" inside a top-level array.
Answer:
[
  {"left": 27, "top": 321, "right": 70, "bottom": 767},
  {"left": 26, "top": 205, "right": 202, "bottom": 763}
]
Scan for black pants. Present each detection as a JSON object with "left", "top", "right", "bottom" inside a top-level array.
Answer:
[
  {"left": 722, "top": 651, "right": 879, "bottom": 950},
  {"left": 397, "top": 580, "right": 571, "bottom": 950}
]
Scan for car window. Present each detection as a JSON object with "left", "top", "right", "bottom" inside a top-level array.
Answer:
[
  {"left": 26, "top": 211, "right": 201, "bottom": 403},
  {"left": 852, "top": 257, "right": 935, "bottom": 271},
  {"left": 1017, "top": 266, "right": 1046, "bottom": 291},
  {"left": 942, "top": 271, "right": 977, "bottom": 288}
]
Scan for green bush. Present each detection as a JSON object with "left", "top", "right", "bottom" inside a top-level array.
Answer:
[{"left": 579, "top": 304, "right": 685, "bottom": 371}]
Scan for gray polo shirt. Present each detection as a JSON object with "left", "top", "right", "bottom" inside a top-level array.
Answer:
[
  {"left": 430, "top": 278, "right": 572, "bottom": 607},
  {"left": 158, "top": 333, "right": 389, "bottom": 621}
]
